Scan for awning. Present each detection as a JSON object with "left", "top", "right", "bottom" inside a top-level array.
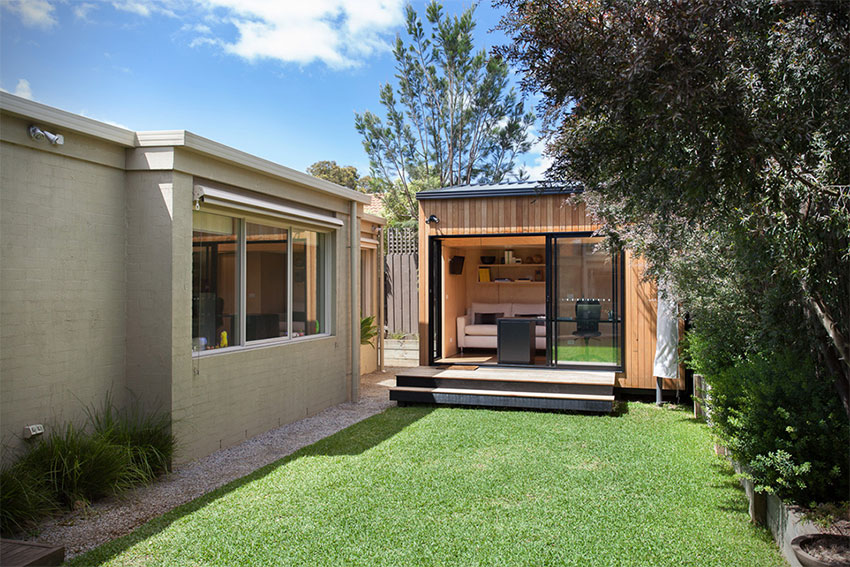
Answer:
[
  {"left": 360, "top": 237, "right": 379, "bottom": 249},
  {"left": 193, "top": 184, "right": 344, "bottom": 230}
]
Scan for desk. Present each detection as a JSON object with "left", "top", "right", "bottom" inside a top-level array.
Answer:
[{"left": 497, "top": 318, "right": 536, "bottom": 364}]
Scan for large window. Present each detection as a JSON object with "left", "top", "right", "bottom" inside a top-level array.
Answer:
[
  {"left": 192, "top": 211, "right": 332, "bottom": 352},
  {"left": 246, "top": 222, "right": 288, "bottom": 341}
]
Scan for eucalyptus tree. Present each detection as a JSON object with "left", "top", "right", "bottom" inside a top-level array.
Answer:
[{"left": 356, "top": 1, "right": 534, "bottom": 222}]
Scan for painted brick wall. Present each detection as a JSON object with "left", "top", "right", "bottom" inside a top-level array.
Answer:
[
  {"left": 171, "top": 213, "right": 353, "bottom": 463},
  {"left": 0, "top": 141, "right": 127, "bottom": 459}
]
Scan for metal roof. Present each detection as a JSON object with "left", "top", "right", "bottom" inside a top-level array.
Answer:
[{"left": 415, "top": 179, "right": 583, "bottom": 200}]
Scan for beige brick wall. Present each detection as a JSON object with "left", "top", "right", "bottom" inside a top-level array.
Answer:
[
  {"left": 124, "top": 169, "right": 178, "bottom": 416},
  {"left": 171, "top": 209, "right": 353, "bottom": 463},
  {"left": 0, "top": 138, "right": 127, "bottom": 459},
  {"left": 1, "top": 108, "right": 364, "bottom": 465}
]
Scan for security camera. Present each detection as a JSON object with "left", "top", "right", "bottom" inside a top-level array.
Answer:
[
  {"left": 28, "top": 125, "right": 64, "bottom": 145},
  {"left": 28, "top": 125, "right": 45, "bottom": 141},
  {"left": 44, "top": 131, "right": 64, "bottom": 145}
]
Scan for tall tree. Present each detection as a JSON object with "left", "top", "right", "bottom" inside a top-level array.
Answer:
[
  {"left": 356, "top": 1, "right": 534, "bottom": 222},
  {"left": 498, "top": 0, "right": 850, "bottom": 411},
  {"left": 307, "top": 160, "right": 361, "bottom": 190}
]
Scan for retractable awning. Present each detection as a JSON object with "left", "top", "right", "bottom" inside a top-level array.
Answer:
[{"left": 193, "top": 184, "right": 344, "bottom": 230}]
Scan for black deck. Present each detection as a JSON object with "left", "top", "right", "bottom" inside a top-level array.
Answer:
[{"left": 390, "top": 366, "right": 615, "bottom": 413}]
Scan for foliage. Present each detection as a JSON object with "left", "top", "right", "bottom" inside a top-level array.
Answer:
[
  {"left": 360, "top": 315, "right": 378, "bottom": 347},
  {"left": 307, "top": 160, "right": 384, "bottom": 194},
  {"left": 356, "top": 1, "right": 534, "bottom": 223},
  {"left": 498, "top": 0, "right": 849, "bottom": 400},
  {"left": 690, "top": 343, "right": 849, "bottom": 505},
  {"left": 498, "top": 0, "right": 850, "bottom": 503},
  {"left": 0, "top": 464, "right": 57, "bottom": 535},
  {"left": 18, "top": 423, "right": 134, "bottom": 507},
  {"left": 86, "top": 393, "right": 174, "bottom": 481},
  {"left": 307, "top": 160, "right": 359, "bottom": 191},
  {"left": 72, "top": 404, "right": 785, "bottom": 566},
  {"left": 0, "top": 395, "right": 175, "bottom": 536}
]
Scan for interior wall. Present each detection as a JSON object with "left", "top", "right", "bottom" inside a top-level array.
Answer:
[{"left": 441, "top": 246, "right": 467, "bottom": 357}]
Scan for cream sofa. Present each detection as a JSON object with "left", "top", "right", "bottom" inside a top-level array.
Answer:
[{"left": 457, "top": 302, "right": 546, "bottom": 350}]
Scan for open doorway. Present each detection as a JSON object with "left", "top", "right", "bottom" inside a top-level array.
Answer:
[
  {"left": 431, "top": 233, "right": 623, "bottom": 370},
  {"left": 435, "top": 235, "right": 548, "bottom": 366}
]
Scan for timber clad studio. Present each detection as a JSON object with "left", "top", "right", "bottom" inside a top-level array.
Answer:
[{"left": 389, "top": 181, "right": 684, "bottom": 413}]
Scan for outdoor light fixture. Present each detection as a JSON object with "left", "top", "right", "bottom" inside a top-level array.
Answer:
[
  {"left": 425, "top": 214, "right": 440, "bottom": 224},
  {"left": 28, "top": 125, "right": 64, "bottom": 145}
]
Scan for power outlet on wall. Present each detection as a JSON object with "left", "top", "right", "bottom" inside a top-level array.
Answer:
[{"left": 23, "top": 424, "right": 44, "bottom": 439}]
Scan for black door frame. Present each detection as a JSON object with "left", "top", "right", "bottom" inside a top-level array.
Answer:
[
  {"left": 547, "top": 233, "right": 625, "bottom": 371},
  {"left": 427, "top": 232, "right": 625, "bottom": 371}
]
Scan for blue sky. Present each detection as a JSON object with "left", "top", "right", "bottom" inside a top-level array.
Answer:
[{"left": 1, "top": 0, "right": 550, "bottom": 179}]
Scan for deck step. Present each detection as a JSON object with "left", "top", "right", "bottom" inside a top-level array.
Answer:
[
  {"left": 396, "top": 366, "right": 615, "bottom": 386},
  {"left": 390, "top": 386, "right": 614, "bottom": 402},
  {"left": 395, "top": 375, "right": 612, "bottom": 396}
]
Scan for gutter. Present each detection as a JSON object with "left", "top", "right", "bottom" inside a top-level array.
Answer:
[{"left": 350, "top": 201, "right": 360, "bottom": 402}]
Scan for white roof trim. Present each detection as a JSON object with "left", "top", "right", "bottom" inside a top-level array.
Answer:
[
  {"left": 0, "top": 94, "right": 372, "bottom": 206},
  {"left": 0, "top": 92, "right": 135, "bottom": 146},
  {"left": 140, "top": 130, "right": 372, "bottom": 205},
  {"left": 194, "top": 184, "right": 344, "bottom": 230}
]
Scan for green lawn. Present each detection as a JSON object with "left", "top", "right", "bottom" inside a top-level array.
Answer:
[
  {"left": 556, "top": 344, "right": 619, "bottom": 363},
  {"left": 72, "top": 404, "right": 785, "bottom": 566}
]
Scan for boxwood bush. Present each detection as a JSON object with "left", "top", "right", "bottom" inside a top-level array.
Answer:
[{"left": 690, "top": 334, "right": 848, "bottom": 506}]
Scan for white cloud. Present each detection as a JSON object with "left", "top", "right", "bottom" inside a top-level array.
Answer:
[
  {"left": 189, "top": 0, "right": 405, "bottom": 68},
  {"left": 181, "top": 22, "right": 211, "bottom": 34},
  {"left": 110, "top": 0, "right": 177, "bottom": 18},
  {"left": 73, "top": 3, "right": 98, "bottom": 21},
  {"left": 14, "top": 78, "right": 33, "bottom": 100},
  {"left": 524, "top": 134, "right": 554, "bottom": 180},
  {"left": 0, "top": 0, "right": 58, "bottom": 29}
]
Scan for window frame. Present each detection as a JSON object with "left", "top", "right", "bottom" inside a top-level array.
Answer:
[{"left": 192, "top": 208, "right": 334, "bottom": 356}]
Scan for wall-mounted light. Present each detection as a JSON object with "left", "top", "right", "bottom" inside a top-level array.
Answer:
[
  {"left": 29, "top": 125, "right": 64, "bottom": 145},
  {"left": 425, "top": 214, "right": 440, "bottom": 224}
]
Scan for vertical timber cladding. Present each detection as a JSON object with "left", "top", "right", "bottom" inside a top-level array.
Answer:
[{"left": 417, "top": 194, "right": 684, "bottom": 390}]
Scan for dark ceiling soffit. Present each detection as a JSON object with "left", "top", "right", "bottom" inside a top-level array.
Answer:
[{"left": 415, "top": 185, "right": 583, "bottom": 200}]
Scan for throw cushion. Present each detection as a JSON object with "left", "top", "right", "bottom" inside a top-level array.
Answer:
[{"left": 474, "top": 312, "right": 504, "bottom": 325}]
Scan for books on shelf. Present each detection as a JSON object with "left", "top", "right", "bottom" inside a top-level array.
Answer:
[{"left": 478, "top": 267, "right": 491, "bottom": 283}]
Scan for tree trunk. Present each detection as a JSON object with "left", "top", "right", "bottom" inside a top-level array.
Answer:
[{"left": 804, "top": 290, "right": 850, "bottom": 417}]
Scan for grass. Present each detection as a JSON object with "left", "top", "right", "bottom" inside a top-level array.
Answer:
[
  {"left": 556, "top": 344, "right": 619, "bottom": 363},
  {"left": 72, "top": 404, "right": 785, "bottom": 566}
]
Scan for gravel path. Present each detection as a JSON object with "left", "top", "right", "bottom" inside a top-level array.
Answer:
[{"left": 26, "top": 369, "right": 399, "bottom": 560}]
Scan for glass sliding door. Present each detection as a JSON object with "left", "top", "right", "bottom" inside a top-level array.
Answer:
[{"left": 548, "top": 236, "right": 623, "bottom": 369}]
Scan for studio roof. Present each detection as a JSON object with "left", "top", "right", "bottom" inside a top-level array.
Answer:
[{"left": 416, "top": 180, "right": 583, "bottom": 200}]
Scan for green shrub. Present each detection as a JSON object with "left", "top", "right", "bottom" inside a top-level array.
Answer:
[
  {"left": 694, "top": 344, "right": 848, "bottom": 505},
  {"left": 0, "top": 395, "right": 175, "bottom": 535},
  {"left": 0, "top": 464, "right": 57, "bottom": 535},
  {"left": 87, "top": 395, "right": 174, "bottom": 482},
  {"left": 19, "top": 423, "right": 135, "bottom": 506}
]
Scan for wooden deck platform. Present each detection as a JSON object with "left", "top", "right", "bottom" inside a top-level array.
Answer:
[
  {"left": 1, "top": 539, "right": 64, "bottom": 567},
  {"left": 389, "top": 366, "right": 615, "bottom": 413}
]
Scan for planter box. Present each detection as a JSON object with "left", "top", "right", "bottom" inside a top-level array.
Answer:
[
  {"left": 384, "top": 339, "right": 419, "bottom": 367},
  {"left": 733, "top": 461, "right": 822, "bottom": 567}
]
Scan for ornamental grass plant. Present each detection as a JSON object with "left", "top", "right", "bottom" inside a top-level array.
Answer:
[{"left": 0, "top": 394, "right": 174, "bottom": 536}]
